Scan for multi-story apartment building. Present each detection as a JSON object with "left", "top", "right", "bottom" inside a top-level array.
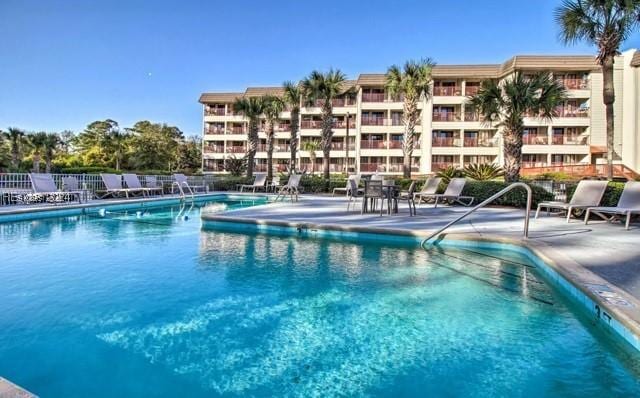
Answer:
[{"left": 200, "top": 49, "right": 640, "bottom": 175}]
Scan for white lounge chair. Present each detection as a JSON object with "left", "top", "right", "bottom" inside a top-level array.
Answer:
[
  {"left": 30, "top": 173, "right": 82, "bottom": 204},
  {"left": 419, "top": 178, "right": 474, "bottom": 208},
  {"left": 333, "top": 175, "right": 362, "bottom": 196},
  {"left": 98, "top": 173, "right": 144, "bottom": 198},
  {"left": 62, "top": 176, "right": 90, "bottom": 202},
  {"left": 535, "top": 180, "right": 608, "bottom": 222},
  {"left": 414, "top": 177, "right": 442, "bottom": 204},
  {"left": 584, "top": 181, "right": 640, "bottom": 230},
  {"left": 275, "top": 174, "right": 301, "bottom": 201},
  {"left": 239, "top": 173, "right": 267, "bottom": 192},
  {"left": 123, "top": 174, "right": 163, "bottom": 197}
]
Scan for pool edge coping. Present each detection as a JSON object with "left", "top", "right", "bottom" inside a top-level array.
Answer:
[{"left": 201, "top": 213, "right": 640, "bottom": 353}]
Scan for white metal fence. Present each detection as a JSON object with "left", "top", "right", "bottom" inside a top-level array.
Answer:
[{"left": 0, "top": 173, "right": 217, "bottom": 206}]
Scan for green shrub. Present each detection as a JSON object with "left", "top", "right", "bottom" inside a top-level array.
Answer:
[
  {"left": 460, "top": 180, "right": 554, "bottom": 207},
  {"left": 59, "top": 166, "right": 120, "bottom": 174},
  {"left": 436, "top": 166, "right": 464, "bottom": 184},
  {"left": 463, "top": 164, "right": 504, "bottom": 181},
  {"left": 212, "top": 176, "right": 253, "bottom": 191}
]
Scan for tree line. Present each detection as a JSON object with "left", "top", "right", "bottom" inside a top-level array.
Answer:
[
  {"left": 234, "top": 0, "right": 639, "bottom": 182},
  {"left": 0, "top": 119, "right": 202, "bottom": 174}
]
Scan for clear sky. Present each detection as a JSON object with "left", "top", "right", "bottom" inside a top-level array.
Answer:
[{"left": 1, "top": 0, "right": 639, "bottom": 136}]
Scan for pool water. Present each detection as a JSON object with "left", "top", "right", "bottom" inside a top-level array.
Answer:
[{"left": 0, "top": 198, "right": 639, "bottom": 397}]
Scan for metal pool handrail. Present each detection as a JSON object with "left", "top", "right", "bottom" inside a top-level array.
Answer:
[{"left": 420, "top": 182, "right": 533, "bottom": 249}]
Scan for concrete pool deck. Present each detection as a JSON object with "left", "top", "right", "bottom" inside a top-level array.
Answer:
[{"left": 202, "top": 194, "right": 640, "bottom": 349}]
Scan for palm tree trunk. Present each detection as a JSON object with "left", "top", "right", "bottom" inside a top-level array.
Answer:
[
  {"left": 246, "top": 119, "right": 258, "bottom": 178},
  {"left": 289, "top": 108, "right": 299, "bottom": 173},
  {"left": 402, "top": 96, "right": 418, "bottom": 178},
  {"left": 502, "top": 127, "right": 523, "bottom": 182},
  {"left": 602, "top": 56, "right": 615, "bottom": 180},
  {"left": 266, "top": 122, "right": 275, "bottom": 181},
  {"left": 45, "top": 156, "right": 52, "bottom": 173},
  {"left": 10, "top": 141, "right": 19, "bottom": 169},
  {"left": 320, "top": 101, "right": 333, "bottom": 181},
  {"left": 33, "top": 154, "right": 41, "bottom": 173}
]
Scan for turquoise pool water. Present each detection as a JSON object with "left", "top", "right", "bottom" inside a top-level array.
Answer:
[{"left": 0, "top": 198, "right": 639, "bottom": 397}]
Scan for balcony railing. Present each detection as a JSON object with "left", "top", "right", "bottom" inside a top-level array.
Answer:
[
  {"left": 256, "top": 144, "right": 290, "bottom": 152},
  {"left": 204, "top": 163, "right": 225, "bottom": 172},
  {"left": 333, "top": 119, "right": 357, "bottom": 129},
  {"left": 431, "top": 162, "right": 457, "bottom": 171},
  {"left": 557, "top": 108, "right": 590, "bottom": 118},
  {"left": 226, "top": 146, "right": 246, "bottom": 153},
  {"left": 522, "top": 161, "right": 548, "bottom": 168},
  {"left": 301, "top": 120, "right": 323, "bottom": 129},
  {"left": 560, "top": 78, "right": 589, "bottom": 90},
  {"left": 203, "top": 146, "right": 225, "bottom": 153},
  {"left": 523, "top": 135, "right": 549, "bottom": 145},
  {"left": 360, "top": 140, "right": 387, "bottom": 149},
  {"left": 275, "top": 123, "right": 291, "bottom": 132},
  {"left": 204, "top": 127, "right": 225, "bottom": 135},
  {"left": 387, "top": 164, "right": 420, "bottom": 172},
  {"left": 205, "top": 108, "right": 226, "bottom": 116},
  {"left": 432, "top": 137, "right": 459, "bottom": 147},
  {"left": 463, "top": 137, "right": 496, "bottom": 147},
  {"left": 433, "top": 86, "right": 461, "bottom": 96},
  {"left": 552, "top": 135, "right": 589, "bottom": 145},
  {"left": 432, "top": 111, "right": 461, "bottom": 122},
  {"left": 362, "top": 92, "right": 385, "bottom": 102},
  {"left": 330, "top": 142, "right": 356, "bottom": 151},
  {"left": 360, "top": 163, "right": 386, "bottom": 172},
  {"left": 463, "top": 112, "right": 483, "bottom": 122},
  {"left": 229, "top": 126, "right": 246, "bottom": 134},
  {"left": 361, "top": 117, "right": 387, "bottom": 126},
  {"left": 465, "top": 86, "right": 480, "bottom": 96},
  {"left": 388, "top": 141, "right": 403, "bottom": 149}
]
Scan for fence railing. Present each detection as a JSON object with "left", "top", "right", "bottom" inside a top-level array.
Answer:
[{"left": 0, "top": 173, "right": 217, "bottom": 206}]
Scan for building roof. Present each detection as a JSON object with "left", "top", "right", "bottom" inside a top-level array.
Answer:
[
  {"left": 356, "top": 74, "right": 386, "bottom": 86},
  {"left": 499, "top": 55, "right": 599, "bottom": 74},
  {"left": 432, "top": 64, "right": 500, "bottom": 78},
  {"left": 631, "top": 52, "right": 640, "bottom": 67},
  {"left": 244, "top": 86, "right": 285, "bottom": 97},
  {"left": 199, "top": 92, "right": 242, "bottom": 104}
]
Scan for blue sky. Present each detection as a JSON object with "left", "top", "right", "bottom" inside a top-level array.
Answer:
[{"left": 1, "top": 0, "right": 639, "bottom": 136}]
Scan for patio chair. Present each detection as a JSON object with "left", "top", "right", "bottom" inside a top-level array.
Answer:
[
  {"left": 145, "top": 175, "right": 165, "bottom": 193},
  {"left": 30, "top": 173, "right": 82, "bottom": 204},
  {"left": 98, "top": 173, "right": 143, "bottom": 199},
  {"left": 419, "top": 178, "right": 474, "bottom": 208},
  {"left": 361, "top": 179, "right": 385, "bottom": 216},
  {"left": 275, "top": 174, "right": 301, "bottom": 202},
  {"left": 346, "top": 178, "right": 364, "bottom": 211},
  {"left": 239, "top": 173, "right": 267, "bottom": 192},
  {"left": 535, "top": 180, "right": 608, "bottom": 222},
  {"left": 268, "top": 176, "right": 283, "bottom": 193},
  {"left": 123, "top": 174, "right": 163, "bottom": 197},
  {"left": 584, "top": 181, "right": 640, "bottom": 230},
  {"left": 62, "top": 176, "right": 90, "bottom": 202},
  {"left": 333, "top": 175, "right": 362, "bottom": 196},
  {"left": 414, "top": 177, "right": 442, "bottom": 204},
  {"left": 398, "top": 181, "right": 418, "bottom": 216},
  {"left": 173, "top": 174, "right": 207, "bottom": 195}
]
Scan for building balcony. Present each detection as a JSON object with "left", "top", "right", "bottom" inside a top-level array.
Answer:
[
  {"left": 275, "top": 123, "right": 291, "bottom": 132},
  {"left": 203, "top": 145, "right": 225, "bottom": 153},
  {"left": 331, "top": 98, "right": 357, "bottom": 107},
  {"left": 387, "top": 164, "right": 420, "bottom": 173},
  {"left": 205, "top": 127, "right": 226, "bottom": 135},
  {"left": 301, "top": 120, "right": 323, "bottom": 129},
  {"left": 360, "top": 163, "right": 386, "bottom": 172},
  {"left": 205, "top": 108, "right": 226, "bottom": 116},
  {"left": 523, "top": 135, "right": 549, "bottom": 145},
  {"left": 229, "top": 126, "right": 246, "bottom": 134},
  {"left": 226, "top": 146, "right": 246, "bottom": 154},
  {"left": 463, "top": 112, "right": 484, "bottom": 122},
  {"left": 432, "top": 111, "right": 461, "bottom": 122},
  {"left": 333, "top": 119, "right": 357, "bottom": 129},
  {"left": 552, "top": 135, "right": 589, "bottom": 145},
  {"left": 257, "top": 144, "right": 290, "bottom": 152},
  {"left": 559, "top": 78, "right": 589, "bottom": 90},
  {"left": 431, "top": 162, "right": 457, "bottom": 171},
  {"left": 362, "top": 92, "right": 386, "bottom": 102},
  {"left": 361, "top": 117, "right": 388, "bottom": 126},
  {"left": 522, "top": 161, "right": 548, "bottom": 168},
  {"left": 557, "top": 108, "right": 590, "bottom": 118},
  {"left": 433, "top": 86, "right": 461, "bottom": 96},
  {"left": 432, "top": 137, "right": 459, "bottom": 147},
  {"left": 463, "top": 137, "right": 496, "bottom": 147},
  {"left": 360, "top": 140, "right": 387, "bottom": 149},
  {"left": 330, "top": 142, "right": 356, "bottom": 151},
  {"left": 465, "top": 86, "right": 480, "bottom": 96}
]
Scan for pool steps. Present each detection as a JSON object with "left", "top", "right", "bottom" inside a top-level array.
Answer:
[{"left": 0, "top": 377, "right": 37, "bottom": 397}]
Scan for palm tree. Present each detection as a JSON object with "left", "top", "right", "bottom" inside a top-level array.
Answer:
[
  {"left": 386, "top": 58, "right": 435, "bottom": 178},
  {"left": 5, "top": 127, "right": 25, "bottom": 169},
  {"left": 283, "top": 81, "right": 302, "bottom": 172},
  {"left": 555, "top": 0, "right": 640, "bottom": 180},
  {"left": 43, "top": 133, "right": 61, "bottom": 173},
  {"left": 233, "top": 96, "right": 265, "bottom": 178},
  {"left": 468, "top": 72, "right": 567, "bottom": 182},
  {"left": 262, "top": 94, "right": 285, "bottom": 181},
  {"left": 301, "top": 69, "right": 348, "bottom": 180},
  {"left": 302, "top": 140, "right": 321, "bottom": 174},
  {"left": 107, "top": 128, "right": 130, "bottom": 171},
  {"left": 28, "top": 132, "right": 48, "bottom": 172}
]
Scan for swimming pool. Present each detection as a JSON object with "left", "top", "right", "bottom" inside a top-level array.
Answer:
[{"left": 0, "top": 197, "right": 639, "bottom": 397}]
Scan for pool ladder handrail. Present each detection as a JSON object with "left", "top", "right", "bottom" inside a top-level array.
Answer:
[
  {"left": 420, "top": 182, "right": 532, "bottom": 249},
  {"left": 172, "top": 181, "right": 195, "bottom": 201}
]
